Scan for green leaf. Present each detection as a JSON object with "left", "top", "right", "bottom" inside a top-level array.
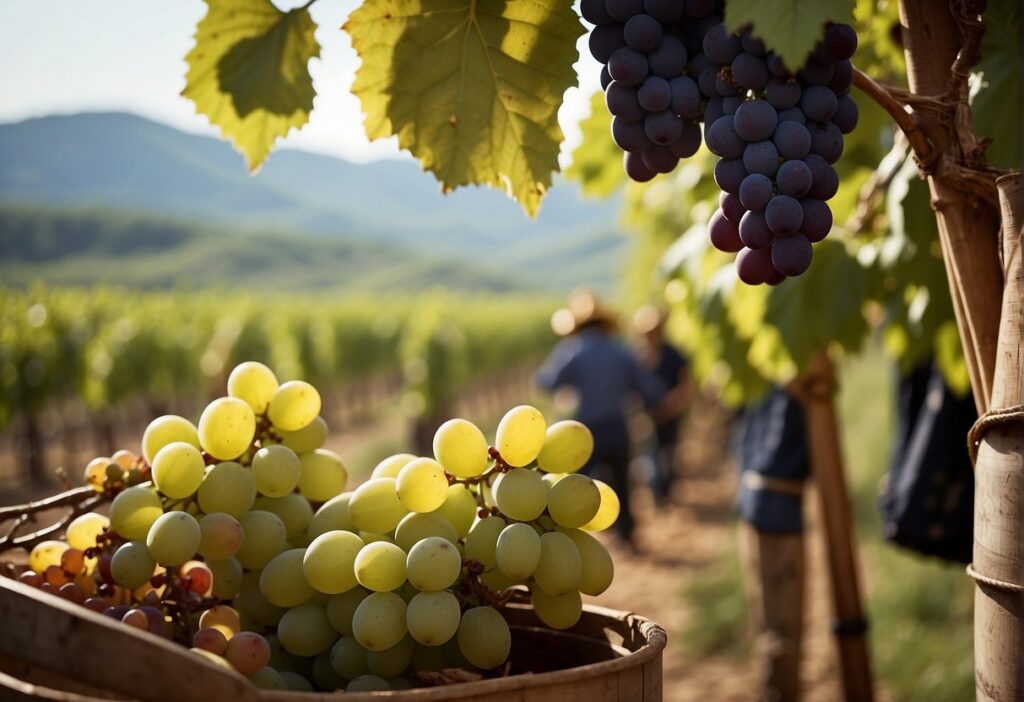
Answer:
[
  {"left": 972, "top": 0, "right": 1021, "bottom": 169},
  {"left": 567, "top": 92, "right": 627, "bottom": 199},
  {"left": 724, "top": 0, "right": 853, "bottom": 71},
  {"left": 344, "top": 0, "right": 583, "bottom": 217},
  {"left": 184, "top": 0, "right": 319, "bottom": 171}
]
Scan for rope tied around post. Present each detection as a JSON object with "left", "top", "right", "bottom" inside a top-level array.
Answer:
[
  {"left": 967, "top": 403, "right": 1024, "bottom": 464},
  {"left": 966, "top": 563, "right": 1024, "bottom": 594}
]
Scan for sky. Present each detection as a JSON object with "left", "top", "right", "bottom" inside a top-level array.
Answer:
[{"left": 0, "top": 0, "right": 602, "bottom": 165}]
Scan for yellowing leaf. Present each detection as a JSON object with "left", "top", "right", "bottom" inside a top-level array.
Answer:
[
  {"left": 725, "top": 0, "right": 853, "bottom": 71},
  {"left": 184, "top": 0, "right": 319, "bottom": 171},
  {"left": 345, "top": 0, "right": 584, "bottom": 217}
]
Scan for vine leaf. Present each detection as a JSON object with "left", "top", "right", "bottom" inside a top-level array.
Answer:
[
  {"left": 183, "top": 0, "right": 320, "bottom": 171},
  {"left": 345, "top": 0, "right": 584, "bottom": 217},
  {"left": 971, "top": 0, "right": 1020, "bottom": 169},
  {"left": 725, "top": 0, "right": 853, "bottom": 71}
]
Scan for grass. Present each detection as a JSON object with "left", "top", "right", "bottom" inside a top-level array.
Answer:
[{"left": 679, "top": 543, "right": 751, "bottom": 659}]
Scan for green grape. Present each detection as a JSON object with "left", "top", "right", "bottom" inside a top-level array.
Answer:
[
  {"left": 236, "top": 510, "right": 287, "bottom": 570},
  {"left": 298, "top": 449, "right": 347, "bottom": 502},
  {"left": 457, "top": 606, "right": 511, "bottom": 669},
  {"left": 330, "top": 635, "right": 369, "bottom": 679},
  {"left": 394, "top": 512, "right": 458, "bottom": 553},
  {"left": 495, "top": 405, "right": 546, "bottom": 467},
  {"left": 260, "top": 549, "right": 315, "bottom": 607},
  {"left": 307, "top": 492, "right": 355, "bottom": 540},
  {"left": 279, "top": 671, "right": 313, "bottom": 692},
  {"left": 198, "top": 512, "right": 243, "bottom": 560},
  {"left": 432, "top": 418, "right": 489, "bottom": 478},
  {"left": 495, "top": 522, "right": 542, "bottom": 580},
  {"left": 348, "top": 478, "right": 408, "bottom": 533},
  {"left": 326, "top": 587, "right": 370, "bottom": 634},
  {"left": 65, "top": 512, "right": 109, "bottom": 551},
  {"left": 411, "top": 643, "right": 446, "bottom": 671},
  {"left": 251, "top": 445, "right": 301, "bottom": 497},
  {"left": 146, "top": 511, "right": 201, "bottom": 566},
  {"left": 250, "top": 666, "right": 286, "bottom": 690},
  {"left": 198, "top": 397, "right": 256, "bottom": 461},
  {"left": 407, "top": 590, "right": 460, "bottom": 646},
  {"left": 533, "top": 531, "right": 581, "bottom": 595},
  {"left": 263, "top": 633, "right": 298, "bottom": 674},
  {"left": 494, "top": 467, "right": 549, "bottom": 521},
  {"left": 110, "top": 540, "right": 156, "bottom": 588},
  {"left": 481, "top": 566, "right": 522, "bottom": 592},
  {"left": 276, "top": 415, "right": 328, "bottom": 454},
  {"left": 253, "top": 493, "right": 313, "bottom": 541},
  {"left": 531, "top": 586, "right": 583, "bottom": 630},
  {"left": 198, "top": 461, "right": 256, "bottom": 518},
  {"left": 312, "top": 650, "right": 346, "bottom": 691},
  {"left": 278, "top": 604, "right": 337, "bottom": 657},
  {"left": 304, "top": 530, "right": 363, "bottom": 594},
  {"left": 406, "top": 537, "right": 461, "bottom": 592},
  {"left": 558, "top": 528, "right": 614, "bottom": 596},
  {"left": 395, "top": 457, "right": 448, "bottom": 513},
  {"left": 547, "top": 473, "right": 601, "bottom": 528},
  {"left": 268, "top": 380, "right": 321, "bottom": 432},
  {"left": 236, "top": 572, "right": 286, "bottom": 626},
  {"left": 141, "top": 415, "right": 200, "bottom": 465},
  {"left": 359, "top": 531, "right": 394, "bottom": 545},
  {"left": 352, "top": 592, "right": 407, "bottom": 651},
  {"left": 536, "top": 420, "right": 594, "bottom": 474},
  {"left": 208, "top": 557, "right": 244, "bottom": 599},
  {"left": 582, "top": 479, "right": 620, "bottom": 532},
  {"left": 354, "top": 541, "right": 407, "bottom": 592},
  {"left": 433, "top": 484, "right": 477, "bottom": 538},
  {"left": 109, "top": 486, "right": 163, "bottom": 540},
  {"left": 347, "top": 675, "right": 390, "bottom": 692},
  {"left": 464, "top": 516, "right": 506, "bottom": 569},
  {"left": 542, "top": 472, "right": 566, "bottom": 488},
  {"left": 370, "top": 453, "right": 416, "bottom": 479},
  {"left": 366, "top": 635, "right": 414, "bottom": 678},
  {"left": 151, "top": 441, "right": 205, "bottom": 499},
  {"left": 227, "top": 361, "right": 279, "bottom": 414}
]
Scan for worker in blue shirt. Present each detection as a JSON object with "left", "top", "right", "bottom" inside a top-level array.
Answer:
[{"left": 535, "top": 292, "right": 664, "bottom": 549}]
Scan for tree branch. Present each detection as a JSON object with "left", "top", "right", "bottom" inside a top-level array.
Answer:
[{"left": 852, "top": 68, "right": 935, "bottom": 168}]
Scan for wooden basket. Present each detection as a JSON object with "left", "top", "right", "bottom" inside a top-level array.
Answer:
[{"left": 0, "top": 577, "right": 666, "bottom": 701}]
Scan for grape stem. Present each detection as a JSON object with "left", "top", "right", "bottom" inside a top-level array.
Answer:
[
  {"left": 0, "top": 487, "right": 108, "bottom": 552},
  {"left": 852, "top": 67, "right": 935, "bottom": 167}
]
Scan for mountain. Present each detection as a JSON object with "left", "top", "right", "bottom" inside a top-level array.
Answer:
[{"left": 0, "top": 112, "right": 626, "bottom": 290}]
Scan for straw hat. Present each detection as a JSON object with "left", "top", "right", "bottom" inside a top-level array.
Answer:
[
  {"left": 550, "top": 291, "right": 618, "bottom": 336},
  {"left": 632, "top": 304, "right": 668, "bottom": 335}
]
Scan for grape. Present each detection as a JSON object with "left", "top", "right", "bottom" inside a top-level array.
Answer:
[
  {"left": 644, "top": 0, "right": 683, "bottom": 23},
  {"left": 535, "top": 420, "right": 593, "bottom": 474},
  {"left": 772, "top": 233, "right": 813, "bottom": 276},
  {"left": 776, "top": 160, "right": 813, "bottom": 197},
  {"left": 396, "top": 458, "right": 448, "bottom": 513},
  {"left": 432, "top": 418, "right": 488, "bottom": 478},
  {"left": 354, "top": 541, "right": 407, "bottom": 592},
  {"left": 736, "top": 247, "right": 779, "bottom": 285},
  {"left": 668, "top": 76, "right": 700, "bottom": 117},
  {"left": 327, "top": 587, "right": 370, "bottom": 635},
  {"left": 434, "top": 485, "right": 477, "bottom": 539},
  {"left": 600, "top": 64, "right": 612, "bottom": 90},
  {"left": 250, "top": 445, "right": 300, "bottom": 498},
  {"left": 369, "top": 453, "right": 414, "bottom": 480},
  {"left": 608, "top": 47, "right": 649, "bottom": 85},
  {"left": 777, "top": 107, "right": 807, "bottom": 125},
  {"left": 722, "top": 95, "right": 743, "bottom": 115},
  {"left": 623, "top": 14, "right": 662, "bottom": 52},
  {"left": 297, "top": 448, "right": 347, "bottom": 502},
  {"left": 66, "top": 512, "right": 109, "bottom": 551},
  {"left": 494, "top": 467, "right": 549, "bottom": 521},
  {"left": 110, "top": 541, "right": 156, "bottom": 588},
  {"left": 208, "top": 557, "right": 244, "bottom": 599},
  {"left": 702, "top": 23, "right": 741, "bottom": 63},
  {"left": 671, "top": 120, "right": 703, "bottom": 158},
  {"left": 740, "top": 32, "right": 766, "bottom": 55},
  {"left": 394, "top": 512, "right": 459, "bottom": 553},
  {"left": 605, "top": 82, "right": 645, "bottom": 121},
  {"left": 406, "top": 537, "right": 461, "bottom": 591},
  {"left": 624, "top": 150, "right": 655, "bottom": 183},
  {"left": 147, "top": 511, "right": 200, "bottom": 566},
  {"left": 495, "top": 405, "right": 546, "bottom": 467},
  {"left": 83, "top": 457, "right": 109, "bottom": 492},
  {"left": 766, "top": 53, "right": 790, "bottom": 77},
  {"left": 648, "top": 35, "right": 688, "bottom": 78},
  {"left": 612, "top": 117, "right": 651, "bottom": 151},
  {"left": 589, "top": 24, "right": 626, "bottom": 63},
  {"left": 279, "top": 604, "right": 337, "bottom": 657},
  {"left": 824, "top": 22, "right": 858, "bottom": 61},
  {"left": 141, "top": 415, "right": 200, "bottom": 465},
  {"left": 193, "top": 627, "right": 229, "bottom": 655},
  {"left": 764, "top": 79, "right": 799, "bottom": 112},
  {"left": 705, "top": 116, "right": 745, "bottom": 159},
  {"left": 330, "top": 635, "right": 369, "bottom": 679},
  {"left": 580, "top": 0, "right": 613, "bottom": 24},
  {"left": 250, "top": 667, "right": 286, "bottom": 691},
  {"left": 560, "top": 528, "right": 615, "bottom": 596},
  {"left": 260, "top": 549, "right": 315, "bottom": 607},
  {"left": 253, "top": 493, "right": 313, "bottom": 540},
  {"left": 367, "top": 636, "right": 414, "bottom": 678},
  {"left": 731, "top": 52, "right": 769, "bottom": 90},
  {"left": 227, "top": 361, "right": 278, "bottom": 414},
  {"left": 743, "top": 140, "right": 781, "bottom": 177},
  {"left": 806, "top": 157, "right": 839, "bottom": 199},
  {"left": 739, "top": 173, "right": 774, "bottom": 212},
  {"left": 637, "top": 76, "right": 671, "bottom": 112},
  {"left": 801, "top": 198, "right": 833, "bottom": 242},
  {"left": 304, "top": 530, "right": 363, "bottom": 594},
  {"left": 799, "top": 60, "right": 834, "bottom": 86},
  {"left": 109, "top": 486, "right": 162, "bottom": 540},
  {"left": 199, "top": 604, "right": 241, "bottom": 637},
  {"left": 709, "top": 208, "right": 744, "bottom": 252},
  {"left": 197, "top": 398, "right": 254, "bottom": 461},
  {"left": 714, "top": 74, "right": 738, "bottom": 97},
  {"left": 222, "top": 631, "right": 271, "bottom": 676},
  {"left": 765, "top": 195, "right": 804, "bottom": 235},
  {"left": 644, "top": 110, "right": 683, "bottom": 145},
  {"left": 268, "top": 380, "right": 321, "bottom": 432},
  {"left": 464, "top": 516, "right": 506, "bottom": 569},
  {"left": 739, "top": 210, "right": 774, "bottom": 249},
  {"left": 773, "top": 120, "right": 811, "bottom": 160},
  {"left": 800, "top": 85, "right": 838, "bottom": 122},
  {"left": 833, "top": 95, "right": 858, "bottom": 134},
  {"left": 348, "top": 676, "right": 390, "bottom": 692},
  {"left": 698, "top": 67, "right": 719, "bottom": 98},
  {"left": 531, "top": 587, "right": 583, "bottom": 630},
  {"left": 642, "top": 145, "right": 680, "bottom": 173},
  {"left": 198, "top": 512, "right": 243, "bottom": 560},
  {"left": 308, "top": 492, "right": 355, "bottom": 539},
  {"left": 275, "top": 415, "right": 327, "bottom": 454},
  {"left": 279, "top": 672, "right": 313, "bottom": 692},
  {"left": 606, "top": 0, "right": 644, "bottom": 22},
  {"left": 352, "top": 592, "right": 407, "bottom": 651},
  {"left": 237, "top": 572, "right": 286, "bottom": 626},
  {"left": 547, "top": 474, "right": 601, "bottom": 528},
  {"left": 348, "top": 477, "right": 408, "bottom": 533},
  {"left": 151, "top": 442, "right": 204, "bottom": 499},
  {"left": 312, "top": 651, "right": 347, "bottom": 691},
  {"left": 407, "top": 591, "right": 461, "bottom": 646},
  {"left": 533, "top": 531, "right": 582, "bottom": 595},
  {"left": 236, "top": 510, "right": 287, "bottom": 570},
  {"left": 457, "top": 607, "right": 511, "bottom": 669},
  {"left": 495, "top": 523, "right": 542, "bottom": 580},
  {"left": 582, "top": 480, "right": 620, "bottom": 532}
]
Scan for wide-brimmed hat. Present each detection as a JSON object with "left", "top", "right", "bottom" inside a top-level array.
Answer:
[{"left": 550, "top": 291, "right": 618, "bottom": 336}]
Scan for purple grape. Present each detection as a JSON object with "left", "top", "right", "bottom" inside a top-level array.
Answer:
[
  {"left": 766, "top": 54, "right": 790, "bottom": 77},
  {"left": 824, "top": 23, "right": 858, "bottom": 61},
  {"left": 690, "top": 50, "right": 715, "bottom": 75},
  {"left": 773, "top": 121, "right": 811, "bottom": 161},
  {"left": 705, "top": 115, "right": 745, "bottom": 159},
  {"left": 833, "top": 95, "right": 858, "bottom": 134},
  {"left": 808, "top": 121, "right": 844, "bottom": 163},
  {"left": 799, "top": 60, "right": 834, "bottom": 86},
  {"left": 648, "top": 35, "right": 688, "bottom": 78},
  {"left": 684, "top": 0, "right": 716, "bottom": 18},
  {"left": 734, "top": 100, "right": 778, "bottom": 141},
  {"left": 642, "top": 144, "right": 680, "bottom": 173},
  {"left": 703, "top": 97, "right": 725, "bottom": 126},
  {"left": 624, "top": 151, "right": 656, "bottom": 182},
  {"left": 581, "top": 0, "right": 614, "bottom": 25},
  {"left": 772, "top": 233, "right": 813, "bottom": 276},
  {"left": 624, "top": 14, "right": 663, "bottom": 52},
  {"left": 611, "top": 117, "right": 652, "bottom": 151},
  {"left": 643, "top": 0, "right": 683, "bottom": 24},
  {"left": 720, "top": 191, "right": 746, "bottom": 222},
  {"left": 709, "top": 208, "right": 744, "bottom": 252},
  {"left": 777, "top": 107, "right": 807, "bottom": 125},
  {"left": 600, "top": 65, "right": 613, "bottom": 90},
  {"left": 608, "top": 47, "right": 649, "bottom": 85},
  {"left": 776, "top": 160, "right": 813, "bottom": 197},
  {"left": 698, "top": 67, "right": 719, "bottom": 97},
  {"left": 703, "top": 24, "right": 742, "bottom": 64},
  {"left": 740, "top": 33, "right": 767, "bottom": 56},
  {"left": 606, "top": 0, "right": 644, "bottom": 23},
  {"left": 638, "top": 76, "right": 672, "bottom": 111},
  {"left": 715, "top": 75, "right": 739, "bottom": 97},
  {"left": 605, "top": 82, "right": 645, "bottom": 120},
  {"left": 731, "top": 53, "right": 770, "bottom": 90},
  {"left": 739, "top": 173, "right": 774, "bottom": 211},
  {"left": 800, "top": 85, "right": 838, "bottom": 122},
  {"left": 669, "top": 76, "right": 701, "bottom": 117},
  {"left": 766, "top": 267, "right": 786, "bottom": 285},
  {"left": 742, "top": 140, "right": 780, "bottom": 177},
  {"left": 829, "top": 60, "right": 853, "bottom": 95},
  {"left": 670, "top": 120, "right": 702, "bottom": 158},
  {"left": 801, "top": 198, "right": 833, "bottom": 242},
  {"left": 714, "top": 158, "right": 747, "bottom": 194},
  {"left": 739, "top": 210, "right": 774, "bottom": 249},
  {"left": 723, "top": 96, "right": 743, "bottom": 115},
  {"left": 765, "top": 194, "right": 803, "bottom": 235},
  {"left": 645, "top": 110, "right": 683, "bottom": 144},
  {"left": 736, "top": 247, "right": 778, "bottom": 285},
  {"left": 766, "top": 78, "right": 801, "bottom": 110},
  {"left": 807, "top": 162, "right": 839, "bottom": 200},
  {"left": 589, "top": 25, "right": 626, "bottom": 63}
]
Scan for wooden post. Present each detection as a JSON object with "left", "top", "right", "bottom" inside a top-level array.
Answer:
[{"left": 792, "top": 352, "right": 874, "bottom": 702}]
